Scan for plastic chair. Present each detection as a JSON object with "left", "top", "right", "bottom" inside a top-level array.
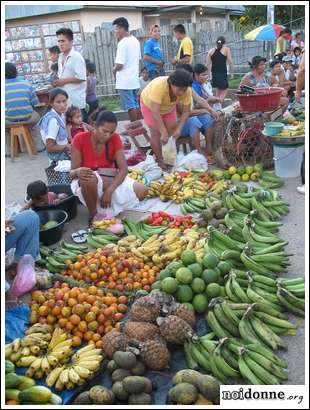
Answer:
[{"left": 6, "top": 122, "right": 37, "bottom": 161}]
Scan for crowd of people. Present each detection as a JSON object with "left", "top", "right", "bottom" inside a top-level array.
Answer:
[{"left": 4, "top": 18, "right": 305, "bottom": 257}]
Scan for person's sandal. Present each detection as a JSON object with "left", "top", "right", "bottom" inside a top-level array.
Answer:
[{"left": 71, "top": 230, "right": 88, "bottom": 243}]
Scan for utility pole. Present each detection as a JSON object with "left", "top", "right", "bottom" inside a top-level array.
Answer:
[{"left": 267, "top": 5, "right": 275, "bottom": 60}]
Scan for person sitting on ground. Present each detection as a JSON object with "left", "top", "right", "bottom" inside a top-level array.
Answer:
[
  {"left": 39, "top": 88, "right": 71, "bottom": 162},
  {"left": 275, "top": 28, "right": 292, "bottom": 57},
  {"left": 290, "top": 32, "right": 304, "bottom": 51},
  {"left": 86, "top": 62, "right": 98, "bottom": 117},
  {"left": 5, "top": 210, "right": 40, "bottom": 266},
  {"left": 66, "top": 105, "right": 92, "bottom": 142},
  {"left": 140, "top": 69, "right": 192, "bottom": 170},
  {"left": 268, "top": 60, "right": 286, "bottom": 87},
  {"left": 70, "top": 110, "right": 148, "bottom": 223},
  {"left": 21, "top": 180, "right": 55, "bottom": 211}
]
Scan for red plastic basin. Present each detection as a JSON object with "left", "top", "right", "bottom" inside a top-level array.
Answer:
[{"left": 236, "top": 87, "right": 282, "bottom": 112}]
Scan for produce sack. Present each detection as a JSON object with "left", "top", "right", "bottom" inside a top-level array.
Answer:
[
  {"left": 131, "top": 155, "right": 162, "bottom": 182},
  {"left": 175, "top": 150, "right": 208, "bottom": 171},
  {"left": 10, "top": 255, "right": 36, "bottom": 298},
  {"left": 162, "top": 136, "right": 177, "bottom": 166}
]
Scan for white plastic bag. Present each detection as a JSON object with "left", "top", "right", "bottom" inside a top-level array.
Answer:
[
  {"left": 10, "top": 255, "right": 36, "bottom": 298},
  {"left": 131, "top": 155, "right": 162, "bottom": 181},
  {"left": 162, "top": 136, "right": 177, "bottom": 166},
  {"left": 175, "top": 150, "right": 208, "bottom": 171}
]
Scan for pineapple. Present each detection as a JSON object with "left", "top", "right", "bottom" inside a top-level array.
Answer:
[
  {"left": 102, "top": 330, "right": 129, "bottom": 358},
  {"left": 122, "top": 321, "right": 160, "bottom": 342},
  {"left": 156, "top": 316, "right": 197, "bottom": 345},
  {"left": 130, "top": 296, "right": 161, "bottom": 323},
  {"left": 162, "top": 303, "right": 196, "bottom": 329}
]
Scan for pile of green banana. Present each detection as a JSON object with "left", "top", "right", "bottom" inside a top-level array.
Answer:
[
  {"left": 276, "top": 277, "right": 305, "bottom": 317},
  {"left": 184, "top": 332, "right": 289, "bottom": 385},
  {"left": 38, "top": 241, "right": 89, "bottom": 273},
  {"left": 222, "top": 188, "right": 289, "bottom": 220},
  {"left": 87, "top": 229, "right": 120, "bottom": 249},
  {"left": 122, "top": 218, "right": 167, "bottom": 240},
  {"left": 259, "top": 171, "right": 285, "bottom": 189},
  {"left": 180, "top": 197, "right": 206, "bottom": 214}
]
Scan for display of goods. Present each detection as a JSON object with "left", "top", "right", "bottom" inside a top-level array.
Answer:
[
  {"left": 288, "top": 107, "right": 305, "bottom": 121},
  {"left": 259, "top": 171, "right": 285, "bottom": 189},
  {"left": 92, "top": 218, "right": 122, "bottom": 230},
  {"left": 122, "top": 321, "right": 160, "bottom": 342},
  {"left": 60, "top": 247, "right": 159, "bottom": 291},
  {"left": 180, "top": 187, "right": 228, "bottom": 215},
  {"left": 5, "top": 365, "right": 61, "bottom": 406},
  {"left": 87, "top": 229, "right": 121, "bottom": 248},
  {"left": 130, "top": 338, "right": 171, "bottom": 371},
  {"left": 157, "top": 251, "right": 226, "bottom": 313},
  {"left": 28, "top": 285, "right": 129, "bottom": 342},
  {"left": 102, "top": 330, "right": 129, "bottom": 359},
  {"left": 37, "top": 241, "right": 89, "bottom": 272},
  {"left": 156, "top": 315, "right": 197, "bottom": 345},
  {"left": 123, "top": 218, "right": 168, "bottom": 240},
  {"left": 5, "top": 327, "right": 103, "bottom": 391},
  {"left": 125, "top": 228, "right": 207, "bottom": 268},
  {"left": 147, "top": 171, "right": 217, "bottom": 203},
  {"left": 130, "top": 295, "right": 161, "bottom": 323},
  {"left": 145, "top": 211, "right": 195, "bottom": 230},
  {"left": 210, "top": 163, "right": 264, "bottom": 183},
  {"left": 168, "top": 369, "right": 220, "bottom": 405},
  {"left": 128, "top": 168, "right": 146, "bottom": 183}
]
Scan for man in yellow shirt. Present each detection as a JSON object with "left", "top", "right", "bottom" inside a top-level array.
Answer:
[
  {"left": 140, "top": 70, "right": 192, "bottom": 169},
  {"left": 172, "top": 24, "right": 193, "bottom": 66}
]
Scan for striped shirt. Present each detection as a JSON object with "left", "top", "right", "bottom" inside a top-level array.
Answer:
[{"left": 5, "top": 77, "right": 39, "bottom": 121}]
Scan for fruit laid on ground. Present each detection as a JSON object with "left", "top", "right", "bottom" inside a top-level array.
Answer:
[
  {"left": 73, "top": 391, "right": 92, "bottom": 405},
  {"left": 18, "top": 386, "right": 52, "bottom": 404},
  {"left": 113, "top": 351, "right": 137, "bottom": 370},
  {"left": 168, "top": 382, "right": 198, "bottom": 405},
  {"left": 161, "top": 302, "right": 196, "bottom": 328},
  {"left": 172, "top": 370, "right": 220, "bottom": 404},
  {"left": 122, "top": 321, "right": 160, "bottom": 342},
  {"left": 130, "top": 296, "right": 161, "bottom": 323},
  {"left": 89, "top": 386, "right": 115, "bottom": 405},
  {"left": 131, "top": 338, "right": 170, "bottom": 371},
  {"left": 102, "top": 331, "right": 129, "bottom": 358},
  {"left": 156, "top": 315, "right": 197, "bottom": 345}
]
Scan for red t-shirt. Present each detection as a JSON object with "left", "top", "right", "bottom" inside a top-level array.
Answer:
[
  {"left": 71, "top": 124, "right": 85, "bottom": 140},
  {"left": 72, "top": 131, "right": 123, "bottom": 169}
]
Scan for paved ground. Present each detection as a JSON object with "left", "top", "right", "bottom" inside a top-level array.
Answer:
[{"left": 5, "top": 141, "right": 305, "bottom": 384}]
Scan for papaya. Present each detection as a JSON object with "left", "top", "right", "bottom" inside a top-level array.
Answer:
[
  {"left": 5, "top": 373, "right": 20, "bottom": 388},
  {"left": 172, "top": 369, "right": 220, "bottom": 404},
  {"left": 17, "top": 375, "right": 35, "bottom": 391},
  {"left": 5, "top": 389, "right": 20, "bottom": 401},
  {"left": 5, "top": 360, "right": 15, "bottom": 374},
  {"left": 19, "top": 386, "right": 52, "bottom": 404},
  {"left": 169, "top": 383, "right": 198, "bottom": 404}
]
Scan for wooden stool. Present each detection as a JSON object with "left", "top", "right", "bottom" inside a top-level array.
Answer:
[
  {"left": 176, "top": 136, "right": 193, "bottom": 154},
  {"left": 6, "top": 123, "right": 38, "bottom": 161}
]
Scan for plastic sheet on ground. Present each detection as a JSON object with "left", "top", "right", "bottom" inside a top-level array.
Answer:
[{"left": 5, "top": 304, "right": 210, "bottom": 404}]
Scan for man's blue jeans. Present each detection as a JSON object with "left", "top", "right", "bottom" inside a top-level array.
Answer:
[{"left": 5, "top": 210, "right": 40, "bottom": 262}]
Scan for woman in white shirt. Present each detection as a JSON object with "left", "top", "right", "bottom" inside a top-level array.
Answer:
[{"left": 39, "top": 88, "right": 71, "bottom": 163}]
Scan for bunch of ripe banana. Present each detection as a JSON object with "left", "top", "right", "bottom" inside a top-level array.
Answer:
[
  {"left": 38, "top": 241, "right": 89, "bottom": 272},
  {"left": 184, "top": 332, "right": 288, "bottom": 385},
  {"left": 130, "top": 228, "right": 206, "bottom": 267},
  {"left": 128, "top": 168, "right": 144, "bottom": 183},
  {"left": 115, "top": 235, "right": 143, "bottom": 254},
  {"left": 276, "top": 277, "right": 305, "bottom": 317},
  {"left": 147, "top": 172, "right": 208, "bottom": 203},
  {"left": 46, "top": 343, "right": 103, "bottom": 391},
  {"left": 259, "top": 171, "right": 285, "bottom": 190},
  {"left": 209, "top": 180, "right": 231, "bottom": 195},
  {"left": 5, "top": 326, "right": 72, "bottom": 380}
]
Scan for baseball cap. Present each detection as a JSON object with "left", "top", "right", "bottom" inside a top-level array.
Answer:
[{"left": 282, "top": 55, "right": 293, "bottom": 63}]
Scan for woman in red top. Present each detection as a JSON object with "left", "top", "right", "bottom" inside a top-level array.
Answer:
[{"left": 70, "top": 110, "right": 148, "bottom": 221}]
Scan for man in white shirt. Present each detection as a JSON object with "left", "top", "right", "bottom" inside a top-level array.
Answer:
[
  {"left": 53, "top": 28, "right": 87, "bottom": 121},
  {"left": 112, "top": 17, "right": 141, "bottom": 122}
]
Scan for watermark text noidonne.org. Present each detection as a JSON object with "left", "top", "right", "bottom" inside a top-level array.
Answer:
[{"left": 222, "top": 387, "right": 303, "bottom": 405}]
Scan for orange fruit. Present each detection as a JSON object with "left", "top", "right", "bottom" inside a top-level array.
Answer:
[
  {"left": 98, "top": 325, "right": 105, "bottom": 335},
  {"left": 133, "top": 282, "right": 142, "bottom": 289},
  {"left": 86, "top": 295, "right": 96, "bottom": 305},
  {"left": 69, "top": 314, "right": 81, "bottom": 326},
  {"left": 72, "top": 336, "right": 82, "bottom": 347},
  {"left": 61, "top": 306, "right": 71, "bottom": 318},
  {"left": 68, "top": 298, "right": 77, "bottom": 307},
  {"left": 51, "top": 306, "right": 61, "bottom": 316},
  {"left": 113, "top": 313, "right": 124, "bottom": 322},
  {"left": 85, "top": 311, "right": 96, "bottom": 322},
  {"left": 72, "top": 304, "right": 85, "bottom": 316},
  {"left": 46, "top": 314, "right": 56, "bottom": 325},
  {"left": 118, "top": 295, "right": 128, "bottom": 304},
  {"left": 66, "top": 321, "right": 74, "bottom": 331},
  {"left": 90, "top": 306, "right": 100, "bottom": 315},
  {"left": 38, "top": 306, "right": 49, "bottom": 317},
  {"left": 143, "top": 285, "right": 151, "bottom": 292},
  {"left": 88, "top": 320, "right": 98, "bottom": 332},
  {"left": 58, "top": 318, "right": 67, "bottom": 328},
  {"left": 90, "top": 273, "right": 98, "bottom": 281},
  {"left": 95, "top": 340, "right": 103, "bottom": 349},
  {"left": 117, "top": 304, "right": 127, "bottom": 313},
  {"left": 73, "top": 330, "right": 84, "bottom": 339},
  {"left": 104, "top": 325, "right": 113, "bottom": 333},
  {"left": 78, "top": 320, "right": 88, "bottom": 333},
  {"left": 92, "top": 333, "right": 101, "bottom": 342},
  {"left": 107, "top": 256, "right": 114, "bottom": 264},
  {"left": 84, "top": 331, "right": 94, "bottom": 341},
  {"left": 88, "top": 286, "right": 98, "bottom": 295}
]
